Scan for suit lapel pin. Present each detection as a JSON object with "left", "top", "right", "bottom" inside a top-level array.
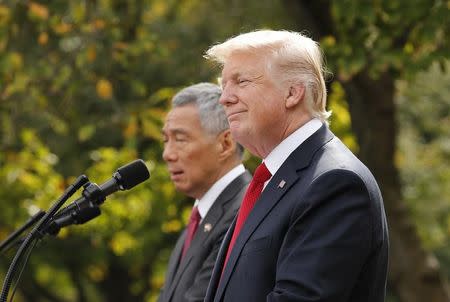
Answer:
[
  {"left": 204, "top": 223, "right": 212, "bottom": 232},
  {"left": 278, "top": 180, "right": 286, "bottom": 188}
]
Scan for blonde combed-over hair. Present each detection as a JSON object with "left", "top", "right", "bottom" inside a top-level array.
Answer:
[{"left": 205, "top": 30, "right": 331, "bottom": 123}]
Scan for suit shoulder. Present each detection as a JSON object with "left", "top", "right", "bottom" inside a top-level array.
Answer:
[
  {"left": 313, "top": 137, "right": 378, "bottom": 185},
  {"left": 221, "top": 171, "right": 251, "bottom": 209},
  {"left": 203, "top": 171, "right": 250, "bottom": 231}
]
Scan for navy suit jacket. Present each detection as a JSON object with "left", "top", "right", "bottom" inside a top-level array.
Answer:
[
  {"left": 205, "top": 125, "right": 389, "bottom": 302},
  {"left": 158, "top": 171, "right": 251, "bottom": 302}
]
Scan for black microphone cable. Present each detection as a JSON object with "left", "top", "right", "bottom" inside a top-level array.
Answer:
[{"left": 8, "top": 238, "right": 38, "bottom": 302}]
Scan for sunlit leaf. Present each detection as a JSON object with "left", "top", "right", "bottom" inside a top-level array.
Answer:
[
  {"left": 96, "top": 78, "right": 113, "bottom": 100},
  {"left": 38, "top": 32, "right": 49, "bottom": 45},
  {"left": 28, "top": 2, "right": 49, "bottom": 20},
  {"left": 110, "top": 231, "right": 138, "bottom": 255}
]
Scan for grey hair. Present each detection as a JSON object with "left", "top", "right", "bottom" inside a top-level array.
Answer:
[
  {"left": 205, "top": 30, "right": 331, "bottom": 123},
  {"left": 172, "top": 82, "right": 244, "bottom": 156}
]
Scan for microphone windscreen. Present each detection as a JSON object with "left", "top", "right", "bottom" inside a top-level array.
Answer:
[{"left": 116, "top": 159, "right": 150, "bottom": 190}]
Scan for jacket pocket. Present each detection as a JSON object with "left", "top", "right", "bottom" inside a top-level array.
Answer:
[{"left": 241, "top": 236, "right": 272, "bottom": 256}]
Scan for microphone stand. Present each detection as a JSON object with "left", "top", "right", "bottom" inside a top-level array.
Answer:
[
  {"left": 0, "top": 210, "right": 46, "bottom": 255},
  {"left": 0, "top": 175, "right": 89, "bottom": 302},
  {"left": 42, "top": 180, "right": 108, "bottom": 236}
]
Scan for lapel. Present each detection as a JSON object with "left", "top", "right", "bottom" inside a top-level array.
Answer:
[
  {"left": 204, "top": 215, "right": 236, "bottom": 302},
  {"left": 163, "top": 229, "right": 186, "bottom": 295},
  {"left": 166, "top": 172, "right": 251, "bottom": 301},
  {"left": 214, "top": 125, "right": 334, "bottom": 301}
]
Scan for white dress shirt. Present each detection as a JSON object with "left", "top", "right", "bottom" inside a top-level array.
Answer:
[
  {"left": 263, "top": 118, "right": 322, "bottom": 187},
  {"left": 193, "top": 164, "right": 246, "bottom": 220}
]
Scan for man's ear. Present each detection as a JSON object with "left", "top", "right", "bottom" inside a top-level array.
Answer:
[
  {"left": 217, "top": 130, "right": 236, "bottom": 160},
  {"left": 285, "top": 83, "right": 305, "bottom": 109}
]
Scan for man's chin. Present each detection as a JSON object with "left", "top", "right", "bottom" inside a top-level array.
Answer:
[
  {"left": 230, "top": 126, "right": 251, "bottom": 146},
  {"left": 230, "top": 124, "right": 244, "bottom": 141},
  {"left": 174, "top": 184, "right": 190, "bottom": 195}
]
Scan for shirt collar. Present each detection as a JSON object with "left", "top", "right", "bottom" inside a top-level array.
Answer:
[
  {"left": 264, "top": 118, "right": 322, "bottom": 177},
  {"left": 194, "top": 164, "right": 246, "bottom": 219}
]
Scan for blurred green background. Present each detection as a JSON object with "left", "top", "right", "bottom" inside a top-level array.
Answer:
[{"left": 0, "top": 1, "right": 449, "bottom": 301}]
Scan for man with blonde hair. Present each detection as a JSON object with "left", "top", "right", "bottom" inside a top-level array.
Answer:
[{"left": 203, "top": 30, "right": 389, "bottom": 302}]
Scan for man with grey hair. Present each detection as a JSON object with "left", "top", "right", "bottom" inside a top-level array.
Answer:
[
  {"left": 203, "top": 30, "right": 389, "bottom": 302},
  {"left": 158, "top": 83, "right": 251, "bottom": 302}
]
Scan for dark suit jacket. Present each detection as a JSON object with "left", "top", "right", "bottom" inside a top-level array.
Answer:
[
  {"left": 205, "top": 125, "right": 389, "bottom": 302},
  {"left": 157, "top": 171, "right": 251, "bottom": 302}
]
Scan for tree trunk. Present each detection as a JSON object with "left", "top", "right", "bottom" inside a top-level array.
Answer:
[
  {"left": 282, "top": 0, "right": 450, "bottom": 300},
  {"left": 98, "top": 257, "right": 135, "bottom": 302},
  {"left": 343, "top": 72, "right": 449, "bottom": 301}
]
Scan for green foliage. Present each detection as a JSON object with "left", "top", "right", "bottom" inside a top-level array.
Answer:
[
  {"left": 322, "top": 0, "right": 449, "bottom": 81},
  {"left": 0, "top": 0, "right": 448, "bottom": 300},
  {"left": 396, "top": 60, "right": 450, "bottom": 261},
  {"left": 328, "top": 82, "right": 359, "bottom": 153},
  {"left": 0, "top": 130, "right": 61, "bottom": 226}
]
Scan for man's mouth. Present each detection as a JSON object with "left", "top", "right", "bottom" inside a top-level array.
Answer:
[
  {"left": 169, "top": 170, "right": 184, "bottom": 179},
  {"left": 228, "top": 111, "right": 245, "bottom": 120}
]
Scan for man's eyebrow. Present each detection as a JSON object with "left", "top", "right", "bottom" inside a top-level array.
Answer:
[
  {"left": 232, "top": 71, "right": 244, "bottom": 79},
  {"left": 252, "top": 73, "right": 263, "bottom": 79},
  {"left": 162, "top": 128, "right": 189, "bottom": 135},
  {"left": 221, "top": 72, "right": 242, "bottom": 86}
]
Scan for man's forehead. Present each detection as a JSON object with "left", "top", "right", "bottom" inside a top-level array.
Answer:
[
  {"left": 163, "top": 107, "right": 200, "bottom": 132},
  {"left": 162, "top": 115, "right": 193, "bottom": 135},
  {"left": 222, "top": 53, "right": 266, "bottom": 75},
  {"left": 162, "top": 125, "right": 189, "bottom": 135},
  {"left": 165, "top": 104, "right": 198, "bottom": 120},
  {"left": 164, "top": 115, "right": 190, "bottom": 130}
]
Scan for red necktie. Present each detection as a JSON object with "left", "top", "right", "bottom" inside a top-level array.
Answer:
[
  {"left": 223, "top": 162, "right": 271, "bottom": 269},
  {"left": 181, "top": 206, "right": 201, "bottom": 258}
]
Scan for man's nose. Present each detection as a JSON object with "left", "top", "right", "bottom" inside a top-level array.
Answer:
[
  {"left": 219, "top": 85, "right": 238, "bottom": 106},
  {"left": 162, "top": 142, "right": 178, "bottom": 162}
]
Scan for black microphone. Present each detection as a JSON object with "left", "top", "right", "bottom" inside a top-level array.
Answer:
[{"left": 44, "top": 159, "right": 150, "bottom": 235}]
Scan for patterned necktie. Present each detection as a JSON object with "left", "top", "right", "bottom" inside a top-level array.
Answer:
[
  {"left": 181, "top": 206, "right": 201, "bottom": 258},
  {"left": 223, "top": 162, "right": 271, "bottom": 269}
]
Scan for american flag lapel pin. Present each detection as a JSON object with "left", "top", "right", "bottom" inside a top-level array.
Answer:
[
  {"left": 204, "top": 223, "right": 212, "bottom": 232},
  {"left": 278, "top": 180, "right": 286, "bottom": 188}
]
